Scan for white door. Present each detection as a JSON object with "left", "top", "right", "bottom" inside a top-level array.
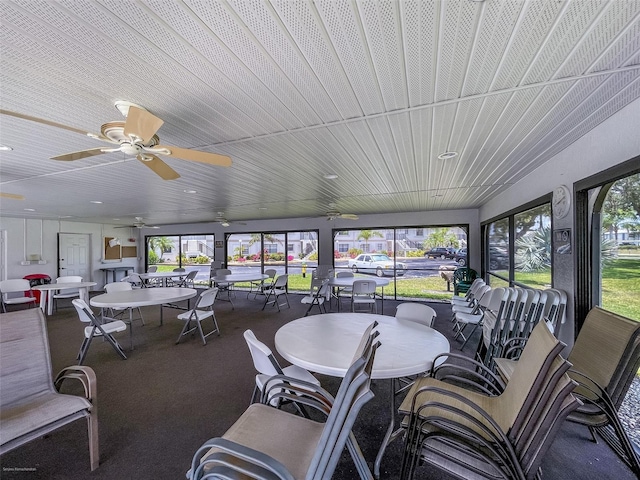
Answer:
[{"left": 58, "top": 233, "right": 90, "bottom": 280}]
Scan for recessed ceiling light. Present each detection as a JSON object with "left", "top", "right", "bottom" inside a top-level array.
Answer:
[
  {"left": 437, "top": 151, "right": 458, "bottom": 160},
  {"left": 183, "top": 189, "right": 197, "bottom": 194},
  {"left": 0, "top": 145, "right": 13, "bottom": 151},
  {"left": 24, "top": 208, "right": 35, "bottom": 211},
  {"left": 258, "top": 207, "right": 268, "bottom": 211},
  {"left": 324, "top": 174, "right": 338, "bottom": 180},
  {"left": 90, "top": 200, "right": 103, "bottom": 204}
]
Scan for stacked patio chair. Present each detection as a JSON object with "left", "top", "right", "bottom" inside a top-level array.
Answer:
[
  {"left": 399, "top": 321, "right": 581, "bottom": 480},
  {"left": 494, "top": 306, "right": 640, "bottom": 477},
  {"left": 188, "top": 322, "right": 380, "bottom": 480}
]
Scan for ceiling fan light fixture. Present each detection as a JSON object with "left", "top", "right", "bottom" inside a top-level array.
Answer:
[
  {"left": 437, "top": 151, "right": 458, "bottom": 160},
  {"left": 220, "top": 221, "right": 230, "bottom": 227},
  {"left": 114, "top": 100, "right": 145, "bottom": 118}
]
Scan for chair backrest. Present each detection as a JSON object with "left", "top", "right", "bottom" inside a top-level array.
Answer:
[
  {"left": 216, "top": 268, "right": 232, "bottom": 276},
  {"left": 395, "top": 303, "right": 436, "bottom": 328},
  {"left": 183, "top": 270, "right": 198, "bottom": 285},
  {"left": 56, "top": 276, "right": 83, "bottom": 284},
  {"left": 352, "top": 279, "right": 376, "bottom": 295},
  {"left": 568, "top": 306, "right": 640, "bottom": 407},
  {"left": 264, "top": 268, "right": 277, "bottom": 280},
  {"left": 497, "top": 321, "right": 564, "bottom": 434},
  {"left": 173, "top": 267, "right": 186, "bottom": 273},
  {"left": 243, "top": 329, "right": 283, "bottom": 376},
  {"left": 105, "top": 281, "right": 132, "bottom": 293},
  {"left": 122, "top": 272, "right": 144, "bottom": 288},
  {"left": 147, "top": 266, "right": 158, "bottom": 273},
  {"left": 195, "top": 288, "right": 218, "bottom": 309},
  {"left": 272, "top": 274, "right": 288, "bottom": 289},
  {"left": 72, "top": 298, "right": 97, "bottom": 325},
  {"left": 0, "top": 308, "right": 55, "bottom": 408},
  {"left": 0, "top": 278, "right": 32, "bottom": 297}
]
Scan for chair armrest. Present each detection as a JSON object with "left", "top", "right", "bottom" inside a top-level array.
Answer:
[
  {"left": 261, "top": 374, "right": 335, "bottom": 415},
  {"left": 189, "top": 437, "right": 294, "bottom": 480},
  {"left": 54, "top": 365, "right": 97, "bottom": 402},
  {"left": 431, "top": 352, "right": 506, "bottom": 396}
]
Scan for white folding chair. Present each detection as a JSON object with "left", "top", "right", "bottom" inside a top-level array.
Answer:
[
  {"left": 351, "top": 279, "right": 377, "bottom": 313},
  {"left": 52, "top": 275, "right": 83, "bottom": 311},
  {"left": 301, "top": 278, "right": 330, "bottom": 316},
  {"left": 176, "top": 288, "right": 220, "bottom": 345},
  {"left": 0, "top": 279, "right": 37, "bottom": 313},
  {"left": 262, "top": 274, "right": 290, "bottom": 311},
  {"left": 72, "top": 299, "right": 127, "bottom": 365},
  {"left": 243, "top": 329, "right": 320, "bottom": 405},
  {"left": 104, "top": 282, "right": 144, "bottom": 349}
]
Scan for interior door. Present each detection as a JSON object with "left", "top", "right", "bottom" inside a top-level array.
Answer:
[{"left": 58, "top": 233, "right": 90, "bottom": 280}]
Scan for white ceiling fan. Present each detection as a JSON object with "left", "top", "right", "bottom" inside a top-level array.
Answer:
[
  {"left": 215, "top": 212, "right": 246, "bottom": 227},
  {"left": 0, "top": 101, "right": 232, "bottom": 180},
  {"left": 324, "top": 203, "right": 358, "bottom": 221},
  {"left": 115, "top": 217, "right": 159, "bottom": 229}
]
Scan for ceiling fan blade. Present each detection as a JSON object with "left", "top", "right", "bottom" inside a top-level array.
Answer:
[
  {"left": 0, "top": 192, "right": 25, "bottom": 200},
  {"left": 341, "top": 214, "right": 359, "bottom": 220},
  {"left": 157, "top": 145, "right": 232, "bottom": 167},
  {"left": 51, "top": 147, "right": 108, "bottom": 161},
  {"left": 0, "top": 109, "right": 94, "bottom": 136},
  {"left": 124, "top": 106, "right": 164, "bottom": 144},
  {"left": 137, "top": 154, "right": 180, "bottom": 180}
]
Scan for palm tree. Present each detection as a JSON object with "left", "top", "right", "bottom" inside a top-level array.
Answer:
[
  {"left": 357, "top": 230, "right": 383, "bottom": 253},
  {"left": 148, "top": 236, "right": 174, "bottom": 264}
]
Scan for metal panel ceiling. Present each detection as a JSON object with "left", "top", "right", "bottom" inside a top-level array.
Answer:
[{"left": 1, "top": 0, "right": 639, "bottom": 226}]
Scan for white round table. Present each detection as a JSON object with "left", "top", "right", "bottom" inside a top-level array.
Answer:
[
  {"left": 275, "top": 312, "right": 449, "bottom": 478},
  {"left": 329, "top": 276, "right": 391, "bottom": 313},
  {"left": 33, "top": 282, "right": 97, "bottom": 315},
  {"left": 91, "top": 287, "right": 197, "bottom": 350}
]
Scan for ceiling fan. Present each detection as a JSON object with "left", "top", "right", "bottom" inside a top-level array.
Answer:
[
  {"left": 0, "top": 102, "right": 232, "bottom": 180},
  {"left": 115, "top": 217, "right": 159, "bottom": 229},
  {"left": 324, "top": 203, "right": 359, "bottom": 221},
  {"left": 215, "top": 212, "right": 245, "bottom": 227}
]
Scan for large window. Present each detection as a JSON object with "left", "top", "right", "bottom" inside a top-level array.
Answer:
[
  {"left": 484, "top": 200, "right": 551, "bottom": 289},
  {"left": 146, "top": 234, "right": 214, "bottom": 286},
  {"left": 588, "top": 172, "right": 640, "bottom": 320},
  {"left": 333, "top": 225, "right": 469, "bottom": 301},
  {"left": 225, "top": 230, "right": 318, "bottom": 293}
]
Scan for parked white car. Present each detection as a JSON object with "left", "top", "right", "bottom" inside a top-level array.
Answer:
[{"left": 347, "top": 254, "right": 406, "bottom": 277}]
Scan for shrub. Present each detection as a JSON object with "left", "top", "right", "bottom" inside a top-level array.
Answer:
[
  {"left": 348, "top": 248, "right": 362, "bottom": 258},
  {"left": 148, "top": 250, "right": 159, "bottom": 264},
  {"left": 307, "top": 252, "right": 318, "bottom": 261},
  {"left": 287, "top": 255, "right": 294, "bottom": 261},
  {"left": 195, "top": 255, "right": 210, "bottom": 264}
]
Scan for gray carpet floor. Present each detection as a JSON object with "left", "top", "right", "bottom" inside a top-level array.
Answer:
[{"left": 1, "top": 290, "right": 637, "bottom": 480}]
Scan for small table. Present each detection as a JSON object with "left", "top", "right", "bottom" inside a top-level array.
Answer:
[
  {"left": 90, "top": 288, "right": 197, "bottom": 349},
  {"left": 329, "top": 276, "right": 390, "bottom": 313},
  {"left": 100, "top": 266, "right": 135, "bottom": 284},
  {"left": 33, "top": 282, "right": 97, "bottom": 315},
  {"left": 275, "top": 313, "right": 449, "bottom": 479},
  {"left": 210, "top": 272, "right": 268, "bottom": 308}
]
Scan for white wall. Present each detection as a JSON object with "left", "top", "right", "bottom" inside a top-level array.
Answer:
[{"left": 0, "top": 217, "right": 139, "bottom": 289}]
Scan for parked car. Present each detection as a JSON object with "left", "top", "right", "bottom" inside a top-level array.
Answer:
[
  {"left": 453, "top": 247, "right": 467, "bottom": 266},
  {"left": 489, "top": 246, "right": 509, "bottom": 270},
  {"left": 424, "top": 247, "right": 457, "bottom": 259},
  {"left": 347, "top": 254, "right": 406, "bottom": 277}
]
